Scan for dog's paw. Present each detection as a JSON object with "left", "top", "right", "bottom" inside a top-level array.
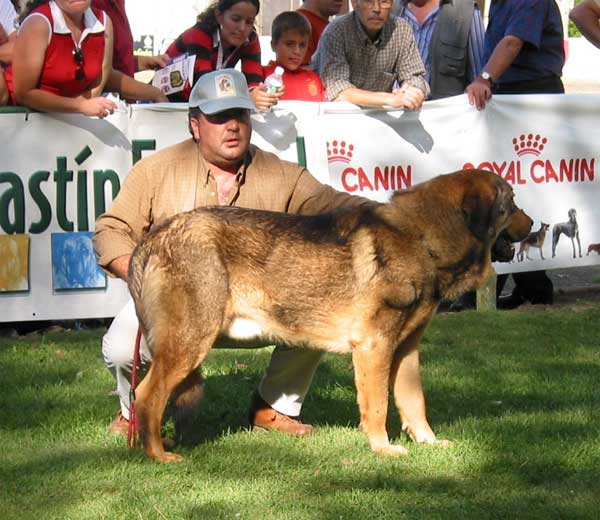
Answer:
[
  {"left": 371, "top": 444, "right": 409, "bottom": 457},
  {"left": 151, "top": 451, "right": 185, "bottom": 463}
]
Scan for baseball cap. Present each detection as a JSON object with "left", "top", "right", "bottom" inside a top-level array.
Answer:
[{"left": 188, "top": 69, "right": 256, "bottom": 114}]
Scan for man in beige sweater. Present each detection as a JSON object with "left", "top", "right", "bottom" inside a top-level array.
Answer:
[{"left": 94, "top": 68, "right": 370, "bottom": 438}]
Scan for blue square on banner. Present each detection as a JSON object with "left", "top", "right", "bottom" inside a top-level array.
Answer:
[{"left": 51, "top": 232, "right": 106, "bottom": 290}]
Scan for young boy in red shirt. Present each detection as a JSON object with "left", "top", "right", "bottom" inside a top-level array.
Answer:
[{"left": 263, "top": 11, "right": 325, "bottom": 102}]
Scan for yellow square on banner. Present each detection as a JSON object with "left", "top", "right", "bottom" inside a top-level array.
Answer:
[{"left": 0, "top": 235, "right": 29, "bottom": 292}]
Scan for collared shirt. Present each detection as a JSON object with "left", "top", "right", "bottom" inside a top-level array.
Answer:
[
  {"left": 92, "top": 0, "right": 136, "bottom": 77},
  {"left": 5, "top": 1, "right": 106, "bottom": 100},
  {"left": 94, "top": 139, "right": 370, "bottom": 270},
  {"left": 312, "top": 11, "right": 429, "bottom": 100},
  {"left": 397, "top": 0, "right": 485, "bottom": 83},
  {"left": 486, "top": 0, "right": 564, "bottom": 83},
  {"left": 166, "top": 20, "right": 263, "bottom": 101},
  {"left": 0, "top": 0, "right": 17, "bottom": 35}
]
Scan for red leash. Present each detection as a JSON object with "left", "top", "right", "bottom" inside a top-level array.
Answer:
[{"left": 127, "top": 327, "right": 142, "bottom": 448}]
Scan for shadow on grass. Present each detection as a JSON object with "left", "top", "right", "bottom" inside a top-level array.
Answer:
[
  {"left": 1, "top": 322, "right": 598, "bottom": 448},
  {"left": 2, "top": 308, "right": 600, "bottom": 519},
  {"left": 3, "top": 430, "right": 598, "bottom": 520}
]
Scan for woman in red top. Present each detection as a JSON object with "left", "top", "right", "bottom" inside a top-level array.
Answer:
[
  {"left": 7, "top": 0, "right": 116, "bottom": 117},
  {"left": 167, "top": 0, "right": 281, "bottom": 111}
]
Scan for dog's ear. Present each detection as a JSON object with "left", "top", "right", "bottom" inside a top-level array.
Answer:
[{"left": 462, "top": 187, "right": 496, "bottom": 242}]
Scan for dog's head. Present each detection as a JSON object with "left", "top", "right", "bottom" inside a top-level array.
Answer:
[
  {"left": 568, "top": 208, "right": 577, "bottom": 221},
  {"left": 459, "top": 170, "right": 533, "bottom": 262},
  {"left": 541, "top": 223, "right": 550, "bottom": 231}
]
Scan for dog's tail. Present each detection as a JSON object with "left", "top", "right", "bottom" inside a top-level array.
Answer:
[
  {"left": 128, "top": 242, "right": 152, "bottom": 305},
  {"left": 127, "top": 239, "right": 168, "bottom": 351}
]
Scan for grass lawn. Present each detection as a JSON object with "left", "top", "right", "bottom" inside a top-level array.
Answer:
[{"left": 1, "top": 304, "right": 599, "bottom": 520}]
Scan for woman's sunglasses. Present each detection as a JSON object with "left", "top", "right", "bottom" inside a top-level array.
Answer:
[{"left": 73, "top": 48, "right": 84, "bottom": 81}]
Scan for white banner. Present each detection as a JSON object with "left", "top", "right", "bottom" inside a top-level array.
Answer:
[{"left": 1, "top": 94, "right": 599, "bottom": 322}]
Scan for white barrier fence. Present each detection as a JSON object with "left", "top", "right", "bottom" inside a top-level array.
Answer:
[{"left": 1, "top": 94, "right": 599, "bottom": 322}]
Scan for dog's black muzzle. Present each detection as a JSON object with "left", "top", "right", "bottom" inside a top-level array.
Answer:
[{"left": 491, "top": 231, "right": 516, "bottom": 263}]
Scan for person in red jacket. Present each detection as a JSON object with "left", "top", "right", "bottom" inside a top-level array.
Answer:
[
  {"left": 91, "top": 0, "right": 168, "bottom": 102},
  {"left": 263, "top": 11, "right": 325, "bottom": 102},
  {"left": 167, "top": 0, "right": 280, "bottom": 110},
  {"left": 297, "top": 0, "right": 344, "bottom": 65},
  {"left": 92, "top": 0, "right": 167, "bottom": 77}
]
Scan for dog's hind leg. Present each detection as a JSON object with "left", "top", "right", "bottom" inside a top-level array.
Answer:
[
  {"left": 352, "top": 338, "right": 406, "bottom": 456},
  {"left": 390, "top": 324, "right": 449, "bottom": 447},
  {"left": 133, "top": 241, "right": 229, "bottom": 462},
  {"left": 134, "top": 327, "right": 217, "bottom": 463},
  {"left": 552, "top": 228, "right": 560, "bottom": 257}
]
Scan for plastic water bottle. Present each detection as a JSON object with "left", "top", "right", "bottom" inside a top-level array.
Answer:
[{"left": 264, "top": 66, "right": 284, "bottom": 95}]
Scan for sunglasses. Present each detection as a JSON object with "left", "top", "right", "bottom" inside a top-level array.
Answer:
[{"left": 73, "top": 47, "right": 84, "bottom": 81}]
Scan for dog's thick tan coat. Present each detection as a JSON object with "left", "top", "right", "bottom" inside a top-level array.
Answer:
[{"left": 128, "top": 169, "right": 532, "bottom": 462}]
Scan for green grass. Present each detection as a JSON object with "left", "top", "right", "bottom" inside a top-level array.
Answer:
[{"left": 1, "top": 305, "right": 599, "bottom": 520}]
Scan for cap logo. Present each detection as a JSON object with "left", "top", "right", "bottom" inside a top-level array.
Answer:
[{"left": 215, "top": 74, "right": 236, "bottom": 98}]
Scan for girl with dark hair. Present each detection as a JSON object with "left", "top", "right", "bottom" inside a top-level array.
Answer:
[
  {"left": 167, "top": 0, "right": 282, "bottom": 110},
  {"left": 5, "top": 0, "right": 117, "bottom": 116}
]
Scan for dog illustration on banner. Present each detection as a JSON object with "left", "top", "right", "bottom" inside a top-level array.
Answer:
[
  {"left": 517, "top": 222, "right": 550, "bottom": 261},
  {"left": 552, "top": 208, "right": 582, "bottom": 258},
  {"left": 51, "top": 232, "right": 107, "bottom": 290},
  {"left": 587, "top": 243, "right": 600, "bottom": 256}
]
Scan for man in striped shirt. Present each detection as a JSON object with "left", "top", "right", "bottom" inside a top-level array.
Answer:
[
  {"left": 312, "top": 0, "right": 429, "bottom": 108},
  {"left": 392, "top": 0, "right": 485, "bottom": 99}
]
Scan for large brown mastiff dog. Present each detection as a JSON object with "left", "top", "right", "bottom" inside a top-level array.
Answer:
[{"left": 128, "top": 169, "right": 532, "bottom": 462}]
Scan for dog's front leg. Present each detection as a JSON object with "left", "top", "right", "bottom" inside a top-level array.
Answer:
[
  {"left": 352, "top": 343, "right": 408, "bottom": 456},
  {"left": 391, "top": 327, "right": 450, "bottom": 447}
]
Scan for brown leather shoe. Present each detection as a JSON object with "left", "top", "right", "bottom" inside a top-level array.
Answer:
[
  {"left": 249, "top": 393, "right": 314, "bottom": 436},
  {"left": 108, "top": 410, "right": 177, "bottom": 449},
  {"left": 108, "top": 410, "right": 129, "bottom": 436}
]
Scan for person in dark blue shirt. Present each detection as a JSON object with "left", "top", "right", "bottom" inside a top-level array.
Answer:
[
  {"left": 465, "top": 0, "right": 564, "bottom": 308},
  {"left": 465, "top": 0, "right": 564, "bottom": 109}
]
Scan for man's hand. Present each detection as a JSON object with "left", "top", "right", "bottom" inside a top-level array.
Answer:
[
  {"left": 137, "top": 54, "right": 169, "bottom": 71},
  {"left": 466, "top": 76, "right": 492, "bottom": 110},
  {"left": 149, "top": 86, "right": 169, "bottom": 103},
  {"left": 391, "top": 84, "right": 425, "bottom": 110},
  {"left": 108, "top": 254, "right": 131, "bottom": 281}
]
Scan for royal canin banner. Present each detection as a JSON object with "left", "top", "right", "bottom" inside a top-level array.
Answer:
[{"left": 1, "top": 94, "right": 599, "bottom": 322}]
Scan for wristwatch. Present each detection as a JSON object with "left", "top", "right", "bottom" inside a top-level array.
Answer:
[{"left": 480, "top": 70, "right": 493, "bottom": 84}]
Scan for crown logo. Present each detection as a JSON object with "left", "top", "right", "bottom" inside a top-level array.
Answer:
[
  {"left": 512, "top": 134, "right": 547, "bottom": 157},
  {"left": 327, "top": 140, "right": 354, "bottom": 164}
]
